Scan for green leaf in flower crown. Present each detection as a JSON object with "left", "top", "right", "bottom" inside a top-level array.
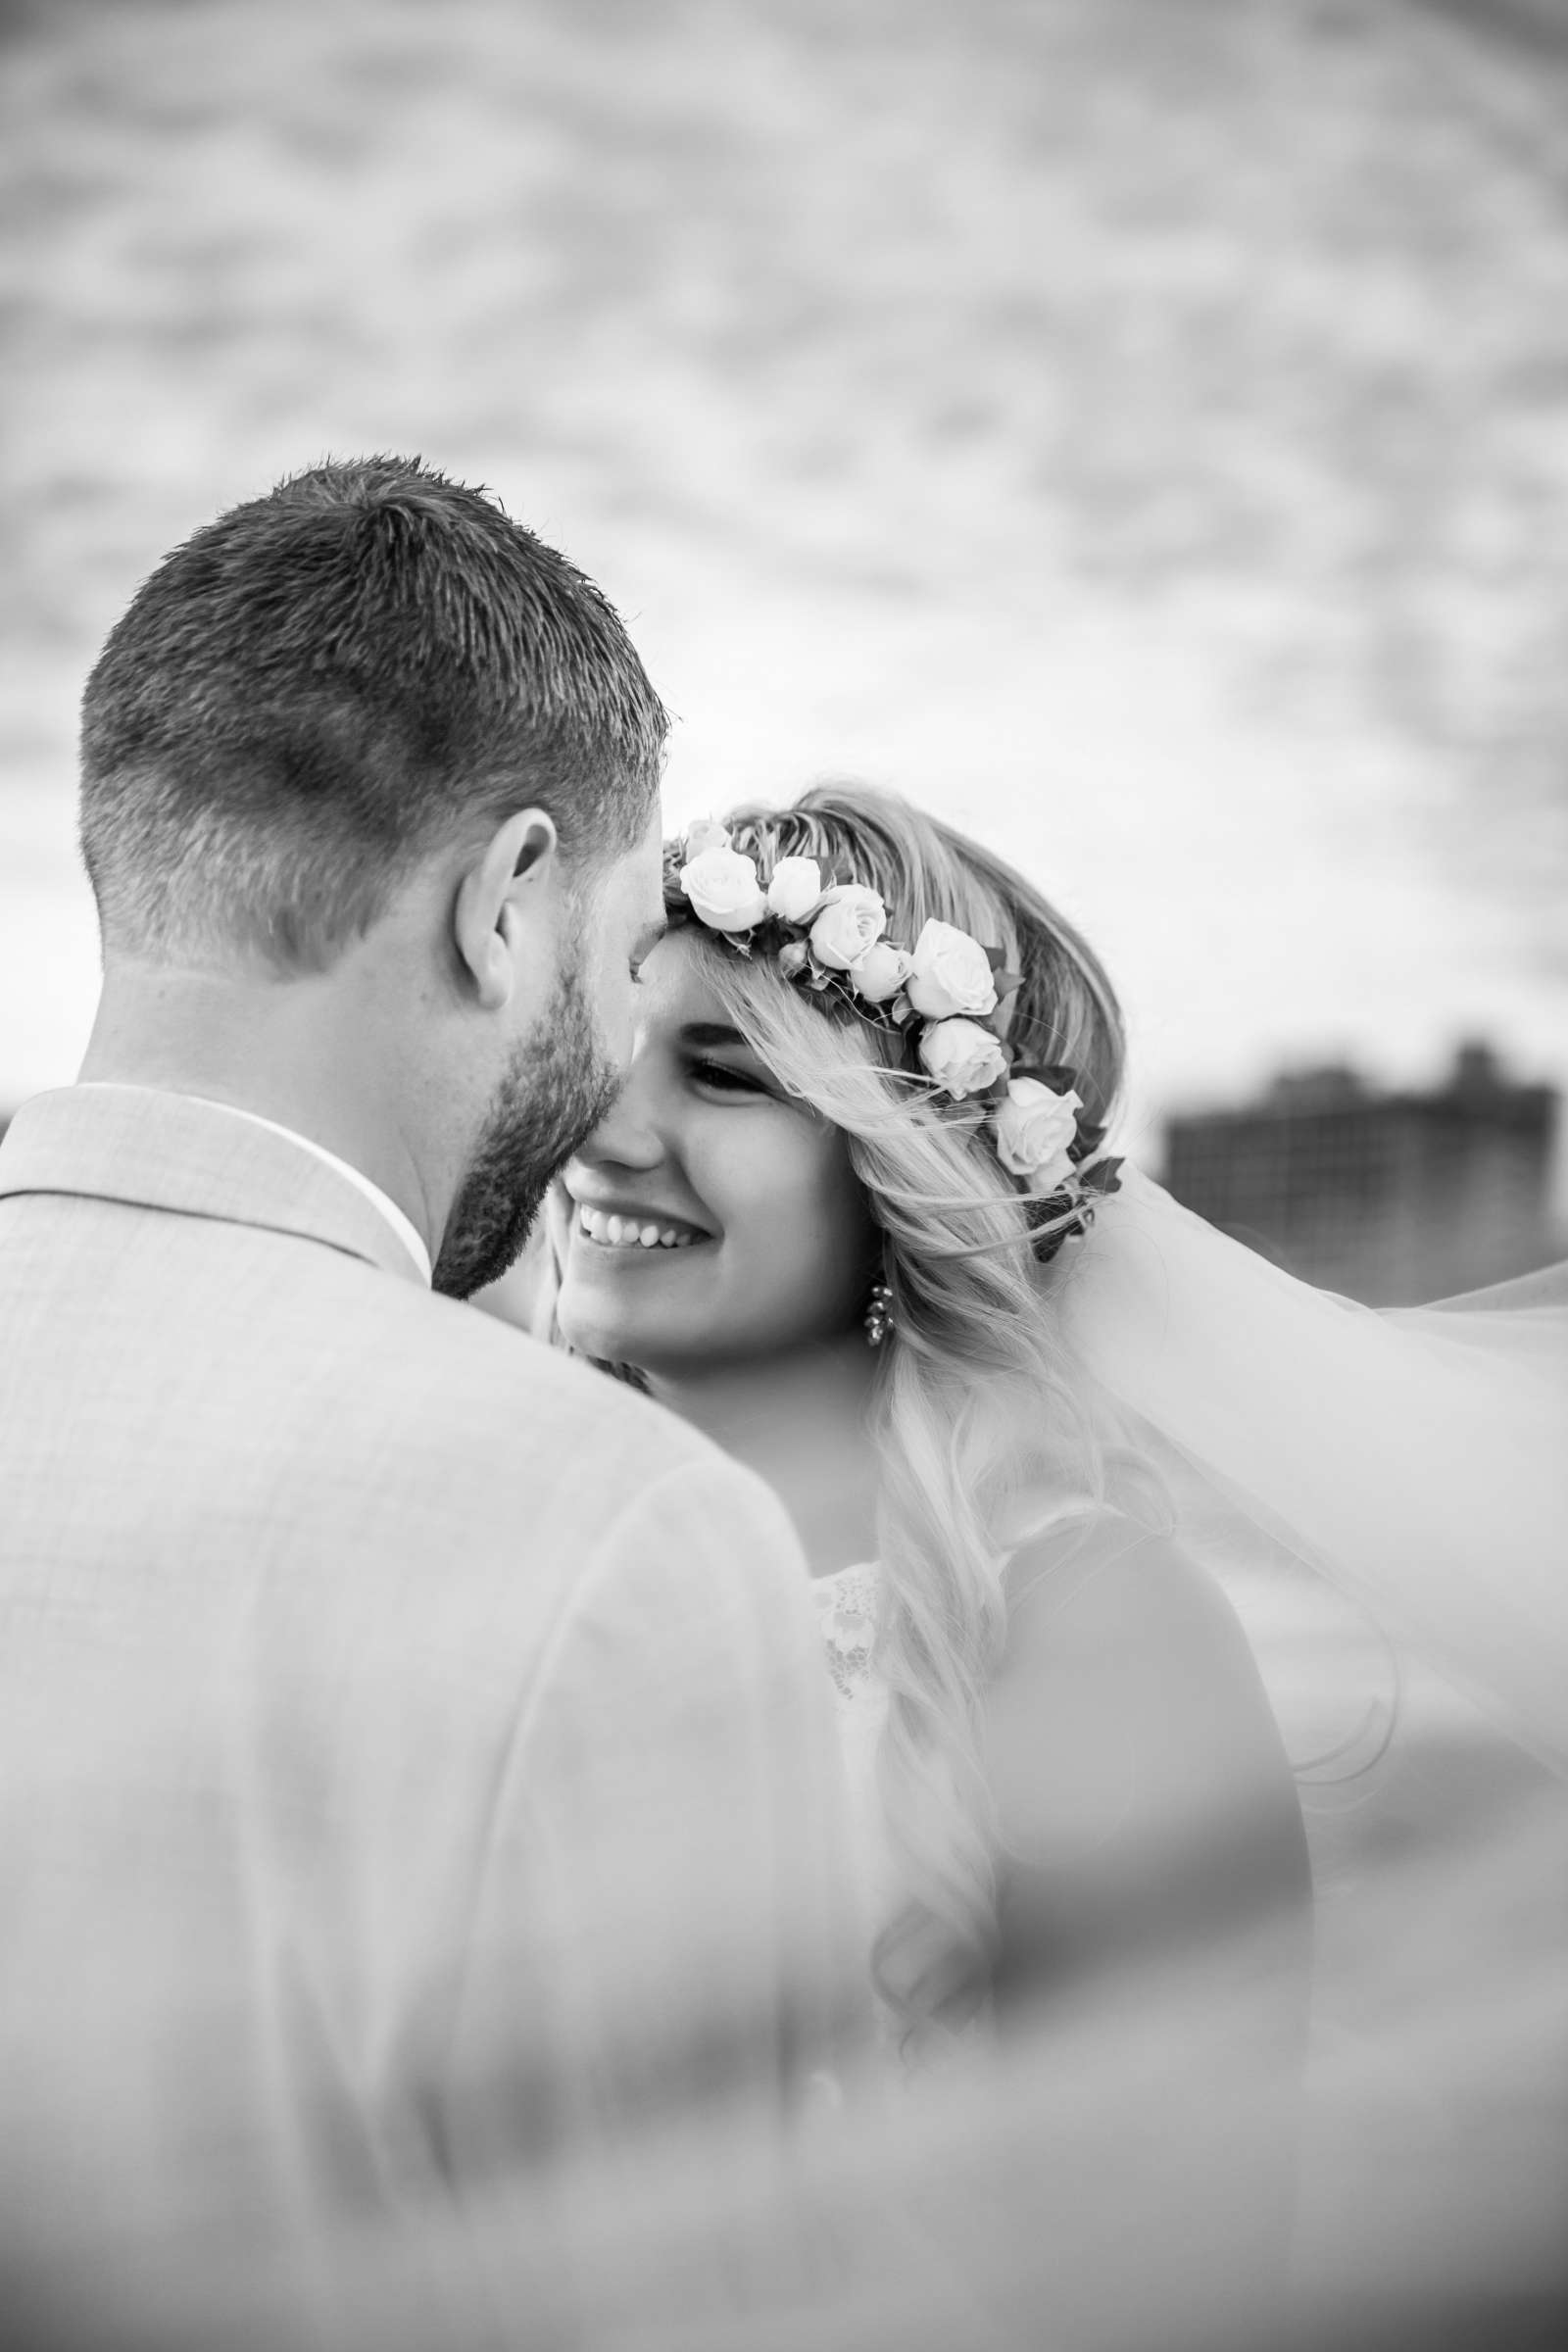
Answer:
[
  {"left": 991, "top": 969, "right": 1023, "bottom": 1004},
  {"left": 1080, "top": 1156, "right": 1123, "bottom": 1197}
]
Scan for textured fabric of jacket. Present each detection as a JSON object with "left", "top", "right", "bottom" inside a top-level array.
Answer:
[{"left": 0, "top": 1084, "right": 862, "bottom": 2346}]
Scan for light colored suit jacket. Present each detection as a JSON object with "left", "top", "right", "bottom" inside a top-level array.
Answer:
[{"left": 0, "top": 1085, "right": 861, "bottom": 2343}]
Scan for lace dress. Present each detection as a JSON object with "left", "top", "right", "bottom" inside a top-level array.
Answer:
[
  {"left": 809, "top": 1508, "right": 1106, "bottom": 2055},
  {"left": 808, "top": 1511, "right": 1099, "bottom": 1920},
  {"left": 810, "top": 1563, "right": 901, "bottom": 1989}
]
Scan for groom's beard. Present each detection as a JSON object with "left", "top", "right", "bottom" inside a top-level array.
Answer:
[{"left": 431, "top": 963, "right": 621, "bottom": 1300}]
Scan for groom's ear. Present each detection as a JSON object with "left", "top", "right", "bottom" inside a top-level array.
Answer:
[{"left": 453, "top": 808, "right": 560, "bottom": 1012}]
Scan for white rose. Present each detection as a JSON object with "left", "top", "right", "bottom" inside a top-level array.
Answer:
[
  {"left": 905, "top": 918, "right": 998, "bottom": 1021},
  {"left": 917, "top": 1017, "right": 1009, "bottom": 1100},
  {"left": 847, "top": 941, "right": 912, "bottom": 1003},
  {"left": 808, "top": 884, "right": 888, "bottom": 971},
  {"left": 765, "top": 856, "right": 824, "bottom": 923},
  {"left": 679, "top": 845, "right": 768, "bottom": 931},
  {"left": 682, "top": 816, "right": 731, "bottom": 857},
  {"left": 994, "top": 1079, "right": 1083, "bottom": 1191},
  {"left": 1024, "top": 1149, "right": 1077, "bottom": 1197}
]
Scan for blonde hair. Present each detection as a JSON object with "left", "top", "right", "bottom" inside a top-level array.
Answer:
[{"left": 684, "top": 784, "right": 1135, "bottom": 2047}]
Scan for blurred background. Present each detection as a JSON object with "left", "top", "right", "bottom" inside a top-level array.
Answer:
[
  {"left": 3, "top": 0, "right": 1566, "bottom": 1300},
  {"left": 2, "top": 12, "right": 1564, "bottom": 2325}
]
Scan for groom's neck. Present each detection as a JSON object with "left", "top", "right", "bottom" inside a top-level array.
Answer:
[{"left": 79, "top": 958, "right": 441, "bottom": 1256}]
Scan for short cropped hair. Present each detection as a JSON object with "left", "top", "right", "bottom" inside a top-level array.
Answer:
[{"left": 79, "top": 457, "right": 669, "bottom": 968}]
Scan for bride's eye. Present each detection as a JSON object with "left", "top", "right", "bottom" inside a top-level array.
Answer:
[{"left": 689, "top": 1056, "right": 771, "bottom": 1097}]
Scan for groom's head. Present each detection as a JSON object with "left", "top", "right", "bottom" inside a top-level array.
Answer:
[{"left": 79, "top": 456, "right": 670, "bottom": 1295}]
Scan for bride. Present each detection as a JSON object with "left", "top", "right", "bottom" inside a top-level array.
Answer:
[
  {"left": 544, "top": 781, "right": 1327, "bottom": 2049},
  {"left": 543, "top": 783, "right": 1565, "bottom": 2076}
]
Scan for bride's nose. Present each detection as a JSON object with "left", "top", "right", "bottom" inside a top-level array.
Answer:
[{"left": 573, "top": 1055, "right": 668, "bottom": 1174}]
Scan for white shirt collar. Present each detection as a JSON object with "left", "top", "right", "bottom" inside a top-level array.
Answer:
[{"left": 76, "top": 1087, "right": 433, "bottom": 1285}]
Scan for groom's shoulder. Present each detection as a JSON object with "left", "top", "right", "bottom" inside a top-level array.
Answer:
[
  {"left": 329, "top": 1274, "right": 734, "bottom": 1524},
  {"left": 328, "top": 1283, "right": 817, "bottom": 1641}
]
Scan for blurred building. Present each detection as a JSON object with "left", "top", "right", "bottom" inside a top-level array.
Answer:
[{"left": 1160, "top": 1043, "right": 1560, "bottom": 1305}]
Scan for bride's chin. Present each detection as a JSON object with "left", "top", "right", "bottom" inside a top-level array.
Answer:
[
  {"left": 555, "top": 1302, "right": 616, "bottom": 1358},
  {"left": 556, "top": 1291, "right": 646, "bottom": 1364}
]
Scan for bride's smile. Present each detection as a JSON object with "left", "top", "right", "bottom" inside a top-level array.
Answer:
[
  {"left": 554, "top": 926, "right": 878, "bottom": 1375},
  {"left": 571, "top": 1200, "right": 712, "bottom": 1250}
]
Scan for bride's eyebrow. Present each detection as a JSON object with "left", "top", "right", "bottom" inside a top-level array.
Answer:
[{"left": 679, "top": 1021, "right": 753, "bottom": 1051}]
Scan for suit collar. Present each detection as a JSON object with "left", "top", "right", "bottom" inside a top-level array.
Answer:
[{"left": 0, "top": 1085, "right": 431, "bottom": 1287}]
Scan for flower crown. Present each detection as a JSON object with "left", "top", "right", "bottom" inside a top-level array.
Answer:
[{"left": 664, "top": 819, "right": 1122, "bottom": 1250}]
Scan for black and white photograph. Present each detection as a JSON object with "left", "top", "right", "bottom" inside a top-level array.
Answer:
[{"left": 1, "top": 3, "right": 1564, "bottom": 2347}]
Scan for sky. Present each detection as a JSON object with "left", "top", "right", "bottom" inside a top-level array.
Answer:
[{"left": 3, "top": 0, "right": 1566, "bottom": 1170}]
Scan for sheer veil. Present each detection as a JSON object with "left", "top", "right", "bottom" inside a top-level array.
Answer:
[{"left": 1057, "top": 1168, "right": 1568, "bottom": 1778}]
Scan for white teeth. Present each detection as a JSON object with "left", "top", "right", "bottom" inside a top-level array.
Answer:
[{"left": 578, "top": 1206, "right": 703, "bottom": 1251}]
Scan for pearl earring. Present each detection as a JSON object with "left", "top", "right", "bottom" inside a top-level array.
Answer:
[{"left": 863, "top": 1279, "right": 895, "bottom": 1348}]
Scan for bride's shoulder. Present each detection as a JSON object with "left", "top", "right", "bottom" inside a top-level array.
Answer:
[
  {"left": 999, "top": 1500, "right": 1262, "bottom": 1708},
  {"left": 991, "top": 1502, "right": 1298, "bottom": 1847}
]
